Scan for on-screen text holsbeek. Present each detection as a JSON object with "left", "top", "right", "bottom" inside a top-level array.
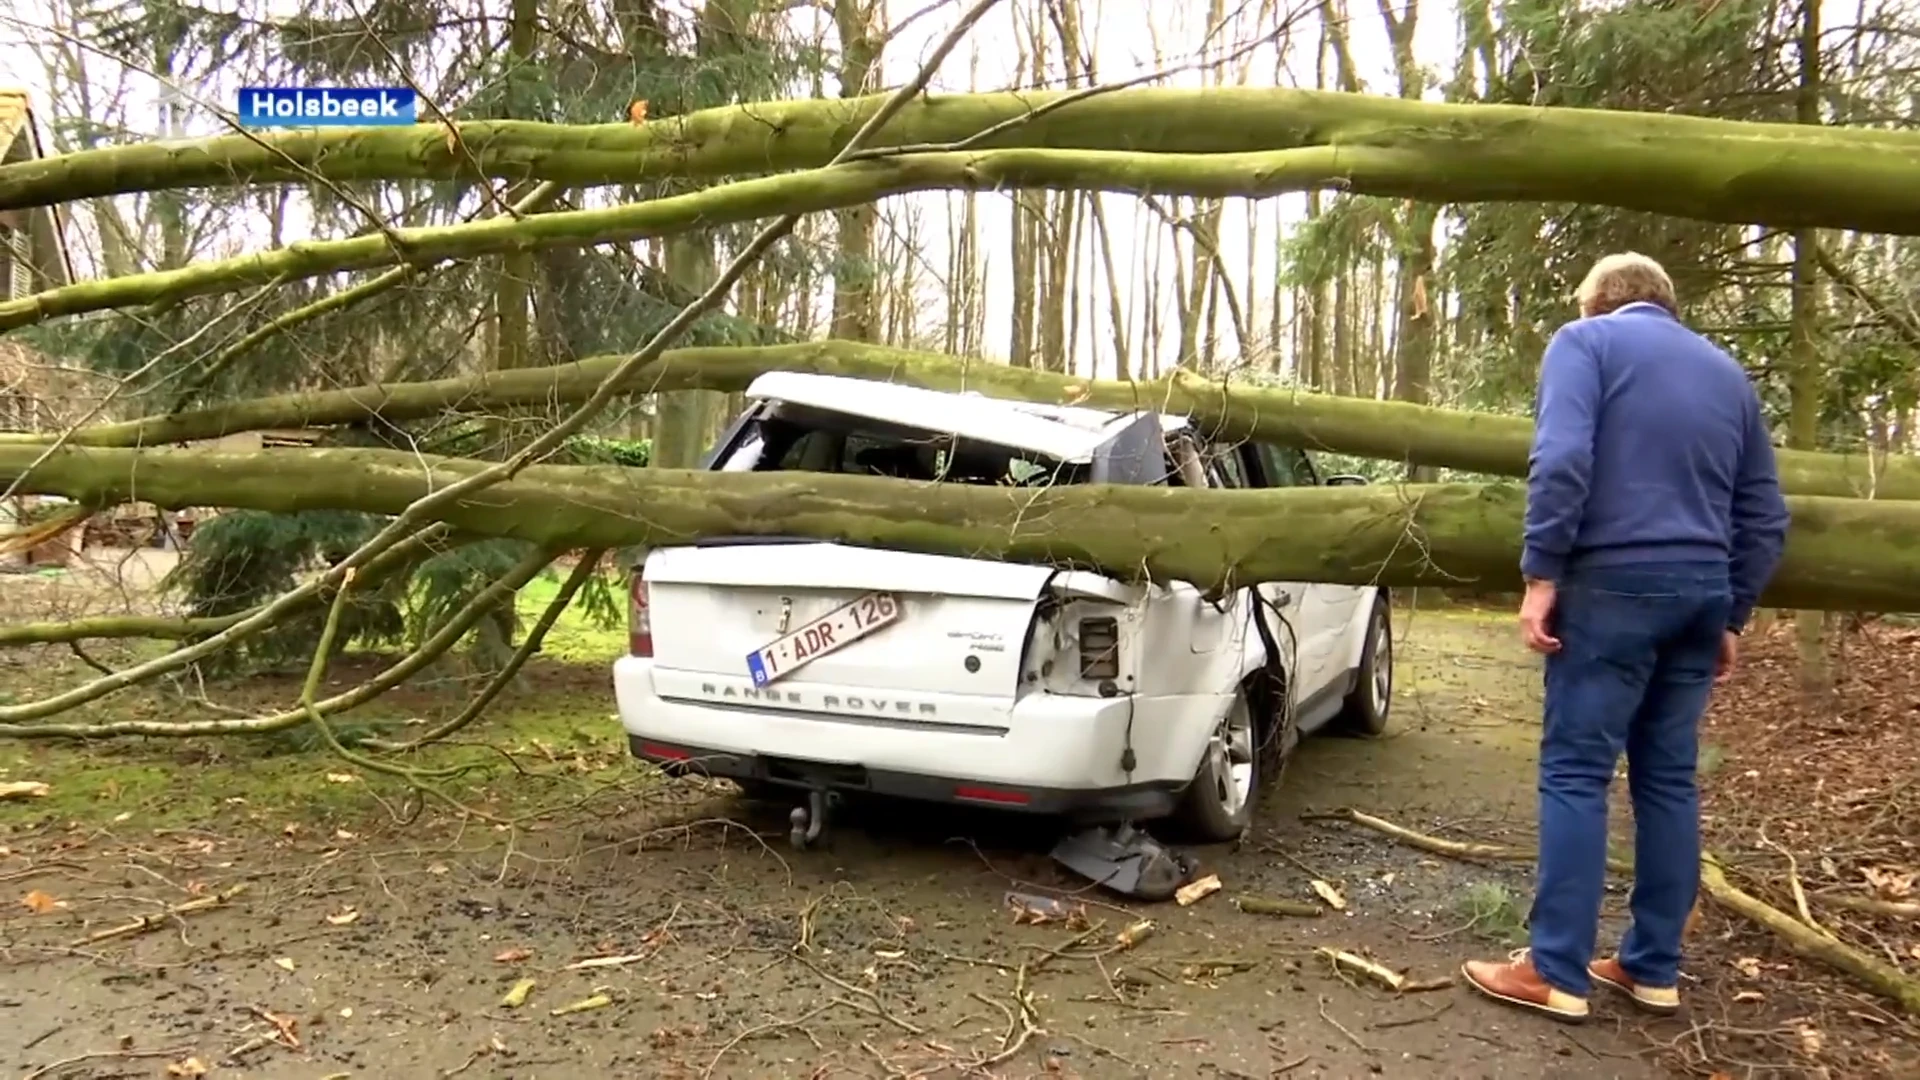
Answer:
[{"left": 237, "top": 88, "right": 417, "bottom": 126}]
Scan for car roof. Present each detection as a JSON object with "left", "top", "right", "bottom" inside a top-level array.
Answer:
[{"left": 744, "top": 371, "right": 1188, "bottom": 464}]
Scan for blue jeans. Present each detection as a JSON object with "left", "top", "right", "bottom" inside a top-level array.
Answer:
[{"left": 1529, "top": 561, "right": 1731, "bottom": 997}]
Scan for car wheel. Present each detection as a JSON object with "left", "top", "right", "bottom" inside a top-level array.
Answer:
[
  {"left": 1332, "top": 596, "right": 1392, "bottom": 737},
  {"left": 1169, "top": 688, "right": 1260, "bottom": 843}
]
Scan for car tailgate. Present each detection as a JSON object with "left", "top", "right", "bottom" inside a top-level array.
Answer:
[{"left": 642, "top": 543, "right": 1051, "bottom": 727}]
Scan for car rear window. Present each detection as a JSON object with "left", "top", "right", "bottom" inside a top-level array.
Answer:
[{"left": 715, "top": 402, "right": 1090, "bottom": 488}]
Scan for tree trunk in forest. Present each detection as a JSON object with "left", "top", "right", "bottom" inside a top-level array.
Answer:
[
  {"left": 8, "top": 88, "right": 1920, "bottom": 230},
  {"left": 489, "top": 0, "right": 544, "bottom": 464},
  {"left": 13, "top": 339, "right": 1918, "bottom": 501},
  {"left": 1377, "top": 0, "right": 1440, "bottom": 478},
  {"left": 829, "top": 0, "right": 880, "bottom": 343},
  {"left": 1, "top": 445, "right": 1915, "bottom": 613},
  {"left": 653, "top": 0, "right": 764, "bottom": 470},
  {"left": 1790, "top": 0, "right": 1831, "bottom": 690}
]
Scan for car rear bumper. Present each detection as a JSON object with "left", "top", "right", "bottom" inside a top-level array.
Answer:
[{"left": 613, "top": 656, "right": 1217, "bottom": 822}]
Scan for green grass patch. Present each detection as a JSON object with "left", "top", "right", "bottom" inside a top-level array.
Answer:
[{"left": 0, "top": 577, "right": 641, "bottom": 833}]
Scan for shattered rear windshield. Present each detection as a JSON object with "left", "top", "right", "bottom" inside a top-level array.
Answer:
[{"left": 716, "top": 402, "right": 1088, "bottom": 488}]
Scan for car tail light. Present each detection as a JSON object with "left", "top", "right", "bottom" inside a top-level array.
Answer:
[
  {"left": 1078, "top": 617, "right": 1119, "bottom": 680},
  {"left": 628, "top": 572, "right": 653, "bottom": 657}
]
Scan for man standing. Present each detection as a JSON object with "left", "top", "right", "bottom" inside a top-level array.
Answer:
[{"left": 1462, "top": 253, "right": 1791, "bottom": 1023}]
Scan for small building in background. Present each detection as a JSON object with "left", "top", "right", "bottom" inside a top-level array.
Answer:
[{"left": 0, "top": 88, "right": 76, "bottom": 301}]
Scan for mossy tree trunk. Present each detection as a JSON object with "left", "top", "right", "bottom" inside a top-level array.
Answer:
[
  {"left": 3, "top": 444, "right": 1918, "bottom": 613},
  {"left": 13, "top": 339, "right": 1919, "bottom": 501}
]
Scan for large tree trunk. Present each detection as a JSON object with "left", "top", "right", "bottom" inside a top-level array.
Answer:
[
  {"left": 0, "top": 445, "right": 1912, "bottom": 612},
  {"left": 828, "top": 0, "right": 881, "bottom": 343},
  {"left": 1790, "top": 0, "right": 1832, "bottom": 690},
  {"left": 13, "top": 123, "right": 1920, "bottom": 332},
  {"left": 6, "top": 87, "right": 1919, "bottom": 231},
  {"left": 8, "top": 339, "right": 1913, "bottom": 500}
]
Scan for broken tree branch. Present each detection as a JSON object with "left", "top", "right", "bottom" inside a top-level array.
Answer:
[{"left": 1320, "top": 807, "right": 1920, "bottom": 1017}]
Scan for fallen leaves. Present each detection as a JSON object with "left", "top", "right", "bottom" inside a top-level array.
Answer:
[
  {"left": 502, "top": 977, "right": 537, "bottom": 1008},
  {"left": 494, "top": 946, "right": 533, "bottom": 963},
  {"left": 0, "top": 780, "right": 51, "bottom": 800},
  {"left": 324, "top": 907, "right": 360, "bottom": 926},
  {"left": 20, "top": 888, "right": 65, "bottom": 913},
  {"left": 271, "top": 956, "right": 297, "bottom": 972},
  {"left": 1309, "top": 879, "right": 1348, "bottom": 911},
  {"left": 1864, "top": 865, "right": 1916, "bottom": 901},
  {"left": 166, "top": 1057, "right": 209, "bottom": 1078}
]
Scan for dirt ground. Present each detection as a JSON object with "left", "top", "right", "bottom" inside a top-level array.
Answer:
[{"left": 1, "top": 562, "right": 1916, "bottom": 1079}]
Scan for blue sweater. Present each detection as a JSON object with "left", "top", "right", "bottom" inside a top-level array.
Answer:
[{"left": 1522, "top": 302, "right": 1791, "bottom": 631}]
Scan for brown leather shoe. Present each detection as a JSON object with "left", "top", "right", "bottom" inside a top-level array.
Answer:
[
  {"left": 1462, "top": 949, "right": 1590, "bottom": 1023},
  {"left": 1588, "top": 956, "right": 1680, "bottom": 1014}
]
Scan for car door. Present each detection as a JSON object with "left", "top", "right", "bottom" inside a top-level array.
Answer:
[{"left": 1238, "top": 440, "right": 1348, "bottom": 701}]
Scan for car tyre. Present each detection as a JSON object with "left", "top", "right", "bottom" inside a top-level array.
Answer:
[
  {"left": 1332, "top": 596, "right": 1393, "bottom": 737},
  {"left": 1168, "top": 687, "right": 1260, "bottom": 843}
]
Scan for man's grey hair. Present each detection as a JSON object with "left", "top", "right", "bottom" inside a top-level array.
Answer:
[{"left": 1575, "top": 252, "right": 1677, "bottom": 317}]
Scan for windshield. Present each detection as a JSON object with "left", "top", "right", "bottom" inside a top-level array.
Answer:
[{"left": 716, "top": 401, "right": 1089, "bottom": 488}]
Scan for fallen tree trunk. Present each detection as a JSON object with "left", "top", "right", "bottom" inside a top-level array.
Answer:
[
  {"left": 8, "top": 132, "right": 1918, "bottom": 332},
  {"left": 11, "top": 130, "right": 1920, "bottom": 330},
  {"left": 6, "top": 87, "right": 1920, "bottom": 236},
  {"left": 0, "top": 444, "right": 1915, "bottom": 611},
  {"left": 9, "top": 340, "right": 1909, "bottom": 500}
]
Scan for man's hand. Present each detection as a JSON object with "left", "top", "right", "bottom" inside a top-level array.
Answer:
[
  {"left": 1519, "top": 578, "right": 1561, "bottom": 655},
  {"left": 1715, "top": 631, "right": 1738, "bottom": 684}
]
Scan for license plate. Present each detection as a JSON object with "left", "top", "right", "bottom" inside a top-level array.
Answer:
[{"left": 747, "top": 591, "right": 901, "bottom": 687}]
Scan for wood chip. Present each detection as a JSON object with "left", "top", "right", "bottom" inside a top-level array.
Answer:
[{"left": 1175, "top": 874, "right": 1222, "bottom": 906}]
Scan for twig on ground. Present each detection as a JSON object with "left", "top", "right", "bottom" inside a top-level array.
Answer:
[
  {"left": 1759, "top": 828, "right": 1837, "bottom": 940},
  {"left": 1324, "top": 805, "right": 1920, "bottom": 1017},
  {"left": 69, "top": 883, "right": 247, "bottom": 946},
  {"left": 21, "top": 1044, "right": 194, "bottom": 1080},
  {"left": 1317, "top": 995, "right": 1374, "bottom": 1053}
]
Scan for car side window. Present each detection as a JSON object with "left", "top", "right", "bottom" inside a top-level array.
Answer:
[
  {"left": 1210, "top": 442, "right": 1250, "bottom": 489},
  {"left": 1256, "top": 443, "right": 1317, "bottom": 488}
]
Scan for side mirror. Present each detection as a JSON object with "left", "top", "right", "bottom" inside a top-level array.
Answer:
[{"left": 1325, "top": 474, "right": 1370, "bottom": 487}]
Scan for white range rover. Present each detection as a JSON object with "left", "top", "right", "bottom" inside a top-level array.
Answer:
[{"left": 614, "top": 372, "right": 1393, "bottom": 848}]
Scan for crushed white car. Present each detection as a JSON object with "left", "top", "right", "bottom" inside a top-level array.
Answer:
[{"left": 614, "top": 372, "right": 1393, "bottom": 859}]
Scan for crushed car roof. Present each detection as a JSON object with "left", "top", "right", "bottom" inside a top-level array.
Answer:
[{"left": 744, "top": 371, "right": 1188, "bottom": 464}]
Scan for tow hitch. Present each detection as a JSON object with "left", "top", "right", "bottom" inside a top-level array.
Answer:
[
  {"left": 1049, "top": 823, "right": 1199, "bottom": 902},
  {"left": 788, "top": 789, "right": 840, "bottom": 850}
]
